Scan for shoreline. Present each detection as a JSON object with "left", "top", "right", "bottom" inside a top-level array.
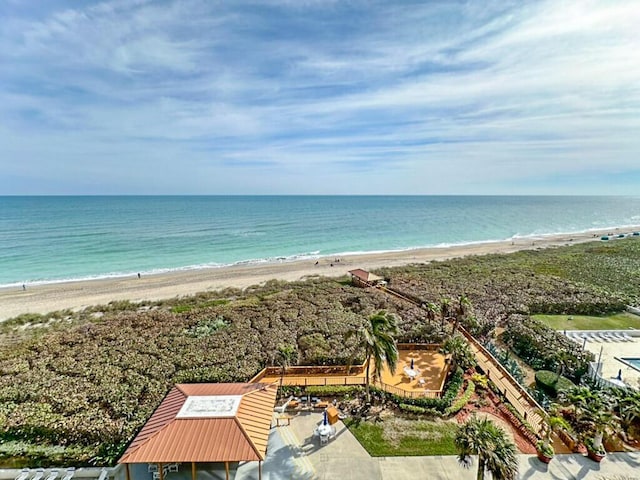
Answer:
[{"left": 1, "top": 227, "right": 638, "bottom": 321}]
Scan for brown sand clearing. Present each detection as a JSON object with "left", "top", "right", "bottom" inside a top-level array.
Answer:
[{"left": 378, "top": 350, "right": 449, "bottom": 393}]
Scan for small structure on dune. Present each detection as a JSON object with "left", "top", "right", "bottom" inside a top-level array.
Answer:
[
  {"left": 348, "top": 268, "right": 386, "bottom": 287},
  {"left": 118, "top": 383, "right": 277, "bottom": 480}
]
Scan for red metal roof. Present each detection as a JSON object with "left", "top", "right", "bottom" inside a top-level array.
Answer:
[
  {"left": 348, "top": 269, "right": 382, "bottom": 282},
  {"left": 118, "top": 383, "right": 277, "bottom": 464},
  {"left": 348, "top": 269, "right": 371, "bottom": 281}
]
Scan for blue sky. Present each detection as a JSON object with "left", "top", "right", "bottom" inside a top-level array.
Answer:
[{"left": 1, "top": 0, "right": 639, "bottom": 195}]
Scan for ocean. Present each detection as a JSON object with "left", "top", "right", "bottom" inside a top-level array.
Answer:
[{"left": 2, "top": 195, "right": 640, "bottom": 288}]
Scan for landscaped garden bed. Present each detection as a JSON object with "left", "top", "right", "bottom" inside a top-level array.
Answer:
[{"left": 344, "top": 415, "right": 460, "bottom": 456}]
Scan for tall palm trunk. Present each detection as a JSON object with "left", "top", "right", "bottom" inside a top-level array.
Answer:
[
  {"left": 365, "top": 349, "right": 371, "bottom": 402},
  {"left": 477, "top": 457, "right": 486, "bottom": 480}
]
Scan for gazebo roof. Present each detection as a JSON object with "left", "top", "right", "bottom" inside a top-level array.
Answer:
[
  {"left": 118, "top": 383, "right": 277, "bottom": 464},
  {"left": 348, "top": 269, "right": 382, "bottom": 282}
]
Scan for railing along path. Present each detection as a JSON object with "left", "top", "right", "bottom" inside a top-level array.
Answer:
[{"left": 372, "top": 283, "right": 545, "bottom": 435}]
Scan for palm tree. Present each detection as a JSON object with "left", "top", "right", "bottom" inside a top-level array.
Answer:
[
  {"left": 612, "top": 388, "right": 640, "bottom": 438},
  {"left": 348, "top": 310, "right": 399, "bottom": 402},
  {"left": 456, "top": 415, "right": 519, "bottom": 480},
  {"left": 423, "top": 301, "right": 439, "bottom": 324},
  {"left": 277, "top": 344, "right": 296, "bottom": 392},
  {"left": 551, "top": 349, "right": 572, "bottom": 384},
  {"left": 452, "top": 294, "right": 472, "bottom": 333},
  {"left": 537, "top": 405, "right": 570, "bottom": 460},
  {"left": 561, "top": 386, "right": 613, "bottom": 453},
  {"left": 440, "top": 298, "right": 452, "bottom": 330},
  {"left": 439, "top": 334, "right": 476, "bottom": 371}
]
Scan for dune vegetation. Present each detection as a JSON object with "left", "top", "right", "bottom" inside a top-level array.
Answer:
[{"left": 0, "top": 239, "right": 638, "bottom": 466}]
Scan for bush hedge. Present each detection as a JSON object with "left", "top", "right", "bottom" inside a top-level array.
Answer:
[
  {"left": 535, "top": 370, "right": 575, "bottom": 396},
  {"left": 445, "top": 380, "right": 475, "bottom": 415},
  {"left": 303, "top": 385, "right": 363, "bottom": 396}
]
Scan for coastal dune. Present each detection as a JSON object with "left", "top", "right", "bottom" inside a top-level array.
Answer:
[{"left": 0, "top": 229, "right": 634, "bottom": 321}]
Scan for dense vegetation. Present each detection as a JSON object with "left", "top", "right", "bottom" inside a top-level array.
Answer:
[{"left": 0, "top": 238, "right": 638, "bottom": 466}]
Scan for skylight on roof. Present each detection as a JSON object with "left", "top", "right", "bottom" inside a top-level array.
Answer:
[{"left": 176, "top": 395, "right": 242, "bottom": 418}]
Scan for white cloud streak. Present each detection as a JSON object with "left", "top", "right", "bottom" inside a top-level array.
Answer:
[{"left": 0, "top": 0, "right": 639, "bottom": 194}]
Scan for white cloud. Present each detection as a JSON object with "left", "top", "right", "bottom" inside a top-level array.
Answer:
[{"left": 1, "top": 0, "right": 639, "bottom": 194}]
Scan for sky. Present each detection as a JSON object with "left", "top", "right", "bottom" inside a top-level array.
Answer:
[{"left": 1, "top": 0, "right": 639, "bottom": 195}]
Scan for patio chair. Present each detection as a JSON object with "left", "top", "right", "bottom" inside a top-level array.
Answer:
[
  {"left": 148, "top": 465, "right": 158, "bottom": 473},
  {"left": 586, "top": 332, "right": 600, "bottom": 342},
  {"left": 167, "top": 464, "right": 179, "bottom": 473},
  {"left": 44, "top": 470, "right": 59, "bottom": 480},
  {"left": 31, "top": 469, "right": 45, "bottom": 480},
  {"left": 599, "top": 332, "right": 614, "bottom": 342},
  {"left": 97, "top": 469, "right": 109, "bottom": 480},
  {"left": 15, "top": 469, "right": 30, "bottom": 480},
  {"left": 61, "top": 467, "right": 75, "bottom": 480},
  {"left": 621, "top": 332, "right": 633, "bottom": 341}
]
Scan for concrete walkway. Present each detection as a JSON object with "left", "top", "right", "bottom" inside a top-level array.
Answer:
[
  {"left": 281, "top": 412, "right": 640, "bottom": 480},
  {"left": 2, "top": 420, "right": 638, "bottom": 480}
]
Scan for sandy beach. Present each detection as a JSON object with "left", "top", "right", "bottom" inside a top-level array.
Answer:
[{"left": 0, "top": 228, "right": 636, "bottom": 321}]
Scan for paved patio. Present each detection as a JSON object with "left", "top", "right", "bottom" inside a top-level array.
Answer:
[
  {"left": 2, "top": 413, "right": 638, "bottom": 480},
  {"left": 273, "top": 412, "right": 640, "bottom": 479},
  {"left": 581, "top": 332, "right": 640, "bottom": 389}
]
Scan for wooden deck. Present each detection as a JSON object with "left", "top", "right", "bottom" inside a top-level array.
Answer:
[
  {"left": 251, "top": 348, "right": 449, "bottom": 398},
  {"left": 377, "top": 349, "right": 449, "bottom": 397}
]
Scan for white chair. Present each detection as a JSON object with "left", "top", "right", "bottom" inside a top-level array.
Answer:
[
  {"left": 97, "top": 469, "right": 109, "bottom": 480},
  {"left": 31, "top": 469, "right": 45, "bottom": 480},
  {"left": 167, "top": 464, "right": 179, "bottom": 473},
  {"left": 148, "top": 465, "right": 158, "bottom": 474},
  {"left": 15, "top": 469, "right": 30, "bottom": 480},
  {"left": 587, "top": 332, "right": 600, "bottom": 342},
  {"left": 61, "top": 468, "right": 75, "bottom": 480},
  {"left": 44, "top": 470, "right": 59, "bottom": 480}
]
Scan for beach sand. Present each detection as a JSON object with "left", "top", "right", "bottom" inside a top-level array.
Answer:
[{"left": 0, "top": 228, "right": 636, "bottom": 321}]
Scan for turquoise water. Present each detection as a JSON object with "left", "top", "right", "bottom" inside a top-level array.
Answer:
[
  {"left": 1, "top": 195, "right": 640, "bottom": 287},
  {"left": 622, "top": 358, "right": 640, "bottom": 371}
]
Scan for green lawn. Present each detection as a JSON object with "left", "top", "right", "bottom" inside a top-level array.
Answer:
[
  {"left": 344, "top": 417, "right": 459, "bottom": 456},
  {"left": 533, "top": 312, "right": 640, "bottom": 331}
]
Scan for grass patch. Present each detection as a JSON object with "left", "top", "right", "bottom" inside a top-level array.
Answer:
[
  {"left": 533, "top": 312, "right": 640, "bottom": 330},
  {"left": 344, "top": 416, "right": 458, "bottom": 456}
]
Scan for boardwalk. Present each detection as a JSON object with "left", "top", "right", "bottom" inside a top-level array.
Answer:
[{"left": 373, "top": 284, "right": 546, "bottom": 434}]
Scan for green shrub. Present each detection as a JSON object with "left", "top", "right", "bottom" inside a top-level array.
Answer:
[
  {"left": 398, "top": 403, "right": 428, "bottom": 414},
  {"left": 171, "top": 305, "right": 193, "bottom": 314},
  {"left": 396, "top": 403, "right": 443, "bottom": 417},
  {"left": 502, "top": 315, "right": 593, "bottom": 382},
  {"left": 445, "top": 380, "right": 475, "bottom": 416},
  {"left": 535, "top": 370, "right": 575, "bottom": 396},
  {"left": 304, "top": 385, "right": 362, "bottom": 396},
  {"left": 470, "top": 373, "right": 488, "bottom": 389},
  {"left": 183, "top": 316, "right": 229, "bottom": 338}
]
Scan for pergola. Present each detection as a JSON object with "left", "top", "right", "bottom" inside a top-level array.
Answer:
[{"left": 118, "top": 383, "right": 278, "bottom": 480}]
